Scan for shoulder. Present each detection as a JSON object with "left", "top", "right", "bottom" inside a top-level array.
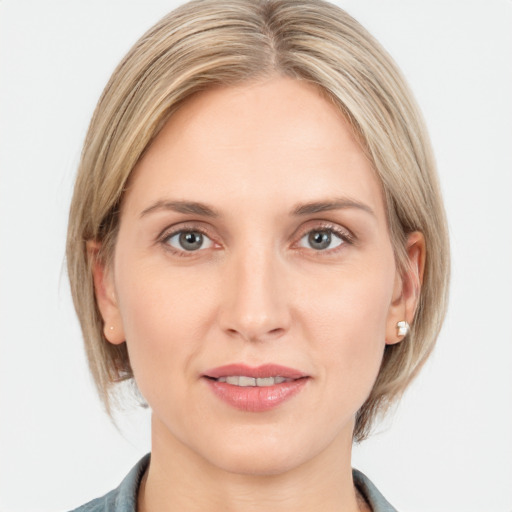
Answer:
[
  {"left": 68, "top": 454, "right": 150, "bottom": 512},
  {"left": 68, "top": 488, "right": 118, "bottom": 512},
  {"left": 353, "top": 468, "right": 398, "bottom": 512}
]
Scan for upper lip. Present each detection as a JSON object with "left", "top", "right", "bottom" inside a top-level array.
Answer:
[{"left": 203, "top": 364, "right": 307, "bottom": 380}]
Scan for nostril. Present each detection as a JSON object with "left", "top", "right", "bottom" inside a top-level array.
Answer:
[{"left": 224, "top": 326, "right": 286, "bottom": 343}]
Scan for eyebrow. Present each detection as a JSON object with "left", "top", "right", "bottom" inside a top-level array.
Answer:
[
  {"left": 140, "top": 200, "right": 219, "bottom": 218},
  {"left": 140, "top": 197, "right": 374, "bottom": 219},
  {"left": 292, "top": 198, "right": 375, "bottom": 217}
]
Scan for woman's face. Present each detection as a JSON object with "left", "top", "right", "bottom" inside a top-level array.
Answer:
[{"left": 96, "top": 76, "right": 415, "bottom": 475}]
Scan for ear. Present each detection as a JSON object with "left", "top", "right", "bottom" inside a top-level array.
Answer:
[
  {"left": 87, "top": 241, "right": 125, "bottom": 345},
  {"left": 385, "top": 231, "right": 426, "bottom": 345}
]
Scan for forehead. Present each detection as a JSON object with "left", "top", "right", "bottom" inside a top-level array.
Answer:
[
  {"left": 145, "top": 77, "right": 362, "bottom": 165},
  {"left": 124, "top": 76, "right": 385, "bottom": 221}
]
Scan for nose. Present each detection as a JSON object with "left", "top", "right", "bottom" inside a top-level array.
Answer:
[{"left": 218, "top": 244, "right": 291, "bottom": 343}]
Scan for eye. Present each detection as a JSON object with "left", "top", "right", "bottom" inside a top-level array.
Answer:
[
  {"left": 165, "top": 230, "right": 214, "bottom": 252},
  {"left": 298, "top": 229, "right": 344, "bottom": 251}
]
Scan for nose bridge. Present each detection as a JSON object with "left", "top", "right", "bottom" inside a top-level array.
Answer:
[{"left": 220, "top": 240, "right": 289, "bottom": 341}]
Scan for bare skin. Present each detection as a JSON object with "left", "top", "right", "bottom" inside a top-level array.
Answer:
[{"left": 92, "top": 76, "right": 424, "bottom": 511}]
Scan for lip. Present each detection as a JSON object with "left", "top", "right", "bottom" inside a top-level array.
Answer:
[
  {"left": 204, "top": 363, "right": 307, "bottom": 380},
  {"left": 203, "top": 364, "right": 309, "bottom": 412}
]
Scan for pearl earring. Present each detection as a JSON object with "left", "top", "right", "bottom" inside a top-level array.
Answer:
[{"left": 397, "top": 321, "right": 410, "bottom": 337}]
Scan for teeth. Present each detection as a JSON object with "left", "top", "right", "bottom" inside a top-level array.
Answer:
[
  {"left": 239, "top": 376, "right": 256, "bottom": 386},
  {"left": 216, "top": 376, "right": 291, "bottom": 386},
  {"left": 256, "top": 377, "right": 274, "bottom": 386}
]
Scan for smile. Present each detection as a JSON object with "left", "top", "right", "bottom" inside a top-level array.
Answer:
[
  {"left": 215, "top": 376, "right": 291, "bottom": 386},
  {"left": 203, "top": 364, "right": 309, "bottom": 412}
]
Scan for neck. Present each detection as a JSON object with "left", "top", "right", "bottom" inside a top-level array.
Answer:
[{"left": 139, "top": 415, "right": 365, "bottom": 512}]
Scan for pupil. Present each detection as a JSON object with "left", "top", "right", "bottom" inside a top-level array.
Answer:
[
  {"left": 309, "top": 231, "right": 331, "bottom": 250},
  {"left": 180, "top": 232, "right": 202, "bottom": 250}
]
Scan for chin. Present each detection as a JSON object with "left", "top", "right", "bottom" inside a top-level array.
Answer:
[
  {"left": 195, "top": 423, "right": 334, "bottom": 478},
  {"left": 210, "top": 444, "right": 306, "bottom": 477}
]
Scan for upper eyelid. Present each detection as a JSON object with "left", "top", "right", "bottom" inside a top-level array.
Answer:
[
  {"left": 158, "top": 222, "right": 215, "bottom": 241},
  {"left": 295, "top": 220, "right": 354, "bottom": 240}
]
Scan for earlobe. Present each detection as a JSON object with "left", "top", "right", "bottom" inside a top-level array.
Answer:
[
  {"left": 385, "top": 231, "right": 426, "bottom": 345},
  {"left": 87, "top": 241, "right": 125, "bottom": 345}
]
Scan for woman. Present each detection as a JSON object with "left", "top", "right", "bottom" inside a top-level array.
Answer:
[{"left": 66, "top": 0, "right": 449, "bottom": 510}]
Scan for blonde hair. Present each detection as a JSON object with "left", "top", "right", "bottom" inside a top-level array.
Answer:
[{"left": 67, "top": 0, "right": 449, "bottom": 441}]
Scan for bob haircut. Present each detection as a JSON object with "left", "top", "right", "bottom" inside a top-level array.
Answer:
[{"left": 67, "top": 0, "right": 450, "bottom": 441}]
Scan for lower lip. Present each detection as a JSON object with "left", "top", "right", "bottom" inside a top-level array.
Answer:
[{"left": 205, "top": 378, "right": 309, "bottom": 412}]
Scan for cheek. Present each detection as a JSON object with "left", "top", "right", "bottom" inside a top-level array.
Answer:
[
  {"left": 301, "top": 262, "right": 394, "bottom": 398},
  {"left": 113, "top": 259, "right": 218, "bottom": 391},
  {"left": 303, "top": 258, "right": 394, "bottom": 338}
]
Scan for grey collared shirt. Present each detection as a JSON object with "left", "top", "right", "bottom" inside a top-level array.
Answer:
[{"left": 69, "top": 454, "right": 397, "bottom": 512}]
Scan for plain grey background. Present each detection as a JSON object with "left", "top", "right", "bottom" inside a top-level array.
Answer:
[{"left": 1, "top": 1, "right": 511, "bottom": 511}]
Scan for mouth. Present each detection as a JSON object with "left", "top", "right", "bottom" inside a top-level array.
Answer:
[
  {"left": 202, "top": 364, "right": 309, "bottom": 412},
  {"left": 212, "top": 375, "right": 293, "bottom": 386}
]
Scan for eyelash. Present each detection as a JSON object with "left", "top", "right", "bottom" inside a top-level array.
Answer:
[
  {"left": 295, "top": 222, "right": 354, "bottom": 255},
  {"left": 159, "top": 224, "right": 217, "bottom": 258},
  {"left": 158, "top": 222, "right": 354, "bottom": 257}
]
